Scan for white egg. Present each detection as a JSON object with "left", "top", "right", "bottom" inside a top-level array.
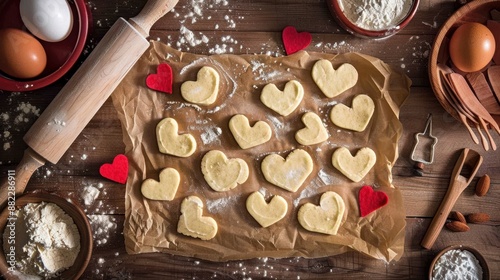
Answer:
[{"left": 20, "top": 0, "right": 74, "bottom": 42}]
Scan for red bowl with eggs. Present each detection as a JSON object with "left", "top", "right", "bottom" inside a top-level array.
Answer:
[
  {"left": 429, "top": 0, "right": 500, "bottom": 127},
  {"left": 0, "top": 0, "right": 89, "bottom": 92}
]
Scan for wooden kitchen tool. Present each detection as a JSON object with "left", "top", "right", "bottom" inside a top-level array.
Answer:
[
  {"left": 448, "top": 73, "right": 499, "bottom": 151},
  {"left": 421, "top": 148, "right": 483, "bottom": 250},
  {"left": 487, "top": 66, "right": 500, "bottom": 103},
  {"left": 465, "top": 72, "right": 500, "bottom": 115},
  {"left": 437, "top": 64, "right": 482, "bottom": 146},
  {"left": 0, "top": 0, "right": 178, "bottom": 207}
]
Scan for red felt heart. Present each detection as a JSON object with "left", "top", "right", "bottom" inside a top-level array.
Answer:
[
  {"left": 99, "top": 154, "right": 129, "bottom": 184},
  {"left": 282, "top": 26, "right": 312, "bottom": 55},
  {"left": 358, "top": 185, "right": 389, "bottom": 217},
  {"left": 146, "top": 63, "right": 173, "bottom": 94}
]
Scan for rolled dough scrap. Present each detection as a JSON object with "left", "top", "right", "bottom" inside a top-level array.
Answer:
[
  {"left": 181, "top": 66, "right": 220, "bottom": 105},
  {"left": 261, "top": 149, "right": 313, "bottom": 192},
  {"left": 177, "top": 196, "right": 218, "bottom": 240},
  {"left": 246, "top": 191, "right": 288, "bottom": 228},
  {"left": 330, "top": 94, "right": 374, "bottom": 132},
  {"left": 141, "top": 168, "right": 180, "bottom": 201},
  {"left": 298, "top": 191, "right": 345, "bottom": 235},
  {"left": 260, "top": 80, "right": 304, "bottom": 116},
  {"left": 332, "top": 147, "right": 376, "bottom": 183},
  {"left": 295, "top": 112, "right": 329, "bottom": 145},
  {"left": 229, "top": 114, "right": 272, "bottom": 149},
  {"left": 201, "top": 150, "right": 249, "bottom": 192},
  {"left": 312, "top": 59, "right": 358, "bottom": 98},
  {"left": 156, "top": 118, "right": 197, "bottom": 157}
]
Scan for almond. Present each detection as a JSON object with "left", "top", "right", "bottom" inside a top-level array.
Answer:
[
  {"left": 466, "top": 213, "right": 490, "bottom": 224},
  {"left": 475, "top": 174, "right": 490, "bottom": 197},
  {"left": 449, "top": 211, "right": 467, "bottom": 224},
  {"left": 445, "top": 221, "right": 470, "bottom": 232}
]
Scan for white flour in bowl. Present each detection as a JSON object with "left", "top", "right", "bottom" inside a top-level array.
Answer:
[
  {"left": 432, "top": 249, "right": 483, "bottom": 280},
  {"left": 3, "top": 202, "right": 81, "bottom": 279},
  {"left": 338, "top": 0, "right": 413, "bottom": 31}
]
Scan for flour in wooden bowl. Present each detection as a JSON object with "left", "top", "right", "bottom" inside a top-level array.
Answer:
[{"left": 2, "top": 202, "right": 80, "bottom": 279}]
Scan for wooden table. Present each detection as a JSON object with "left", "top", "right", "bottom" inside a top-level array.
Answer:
[{"left": 1, "top": 0, "right": 498, "bottom": 278}]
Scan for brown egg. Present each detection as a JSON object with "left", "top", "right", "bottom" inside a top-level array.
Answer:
[
  {"left": 449, "top": 22, "right": 496, "bottom": 73},
  {"left": 0, "top": 28, "right": 47, "bottom": 79}
]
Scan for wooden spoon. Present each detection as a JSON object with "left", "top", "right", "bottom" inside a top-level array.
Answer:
[
  {"left": 465, "top": 72, "right": 500, "bottom": 115},
  {"left": 421, "top": 148, "right": 483, "bottom": 249},
  {"left": 437, "top": 64, "right": 481, "bottom": 145},
  {"left": 487, "top": 66, "right": 500, "bottom": 104}
]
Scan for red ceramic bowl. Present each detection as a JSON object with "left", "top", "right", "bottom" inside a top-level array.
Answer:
[
  {"left": 0, "top": 0, "right": 89, "bottom": 92},
  {"left": 327, "top": 0, "right": 420, "bottom": 39}
]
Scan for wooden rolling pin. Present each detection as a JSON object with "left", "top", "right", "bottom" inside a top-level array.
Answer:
[{"left": 0, "top": 0, "right": 179, "bottom": 207}]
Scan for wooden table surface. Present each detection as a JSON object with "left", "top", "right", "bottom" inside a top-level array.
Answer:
[{"left": 1, "top": 0, "right": 499, "bottom": 279}]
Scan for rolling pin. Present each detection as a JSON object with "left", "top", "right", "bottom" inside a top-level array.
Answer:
[{"left": 0, "top": 0, "right": 179, "bottom": 207}]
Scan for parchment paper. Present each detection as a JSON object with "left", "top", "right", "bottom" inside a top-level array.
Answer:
[{"left": 111, "top": 41, "right": 411, "bottom": 262}]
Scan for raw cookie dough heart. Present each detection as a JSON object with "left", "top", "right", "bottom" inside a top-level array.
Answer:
[
  {"left": 181, "top": 66, "right": 220, "bottom": 105},
  {"left": 298, "top": 191, "right": 345, "bottom": 235},
  {"left": 358, "top": 185, "right": 389, "bottom": 217},
  {"left": 332, "top": 147, "right": 376, "bottom": 183},
  {"left": 202, "top": 150, "right": 249, "bottom": 192},
  {"left": 141, "top": 168, "right": 180, "bottom": 201},
  {"left": 330, "top": 94, "right": 375, "bottom": 132},
  {"left": 312, "top": 59, "right": 358, "bottom": 98},
  {"left": 229, "top": 114, "right": 272, "bottom": 149},
  {"left": 260, "top": 80, "right": 304, "bottom": 116},
  {"left": 157, "top": 118, "right": 197, "bottom": 157},
  {"left": 177, "top": 196, "right": 218, "bottom": 240},
  {"left": 295, "top": 112, "right": 329, "bottom": 145},
  {"left": 246, "top": 192, "right": 288, "bottom": 228},
  {"left": 261, "top": 149, "right": 313, "bottom": 192}
]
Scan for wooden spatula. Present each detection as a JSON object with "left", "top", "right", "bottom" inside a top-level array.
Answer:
[
  {"left": 0, "top": 0, "right": 179, "bottom": 207},
  {"left": 487, "top": 66, "right": 500, "bottom": 104},
  {"left": 465, "top": 72, "right": 500, "bottom": 115}
]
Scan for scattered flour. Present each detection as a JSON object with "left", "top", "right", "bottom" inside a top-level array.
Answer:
[
  {"left": 206, "top": 195, "right": 240, "bottom": 213},
  {"left": 81, "top": 185, "right": 101, "bottom": 206},
  {"left": 88, "top": 215, "right": 117, "bottom": 247}
]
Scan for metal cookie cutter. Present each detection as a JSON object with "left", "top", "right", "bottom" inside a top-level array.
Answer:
[{"left": 411, "top": 114, "right": 438, "bottom": 176}]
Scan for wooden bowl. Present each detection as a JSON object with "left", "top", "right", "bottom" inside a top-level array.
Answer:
[
  {"left": 0, "top": 0, "right": 90, "bottom": 92},
  {"left": 429, "top": 0, "right": 500, "bottom": 126},
  {"left": 327, "top": 0, "right": 420, "bottom": 38},
  {"left": 0, "top": 192, "right": 92, "bottom": 279},
  {"left": 429, "top": 245, "right": 490, "bottom": 280}
]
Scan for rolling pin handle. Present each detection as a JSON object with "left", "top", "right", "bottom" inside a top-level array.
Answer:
[
  {"left": 0, "top": 148, "right": 46, "bottom": 208},
  {"left": 129, "top": 0, "right": 179, "bottom": 36}
]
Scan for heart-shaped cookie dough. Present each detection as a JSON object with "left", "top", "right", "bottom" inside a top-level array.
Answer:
[
  {"left": 312, "top": 59, "right": 358, "bottom": 98},
  {"left": 181, "top": 66, "right": 220, "bottom": 105},
  {"left": 141, "top": 168, "right": 180, "bottom": 201},
  {"left": 157, "top": 118, "right": 197, "bottom": 157},
  {"left": 298, "top": 191, "right": 345, "bottom": 235},
  {"left": 260, "top": 80, "right": 304, "bottom": 116},
  {"left": 261, "top": 149, "right": 313, "bottom": 192},
  {"left": 202, "top": 150, "right": 249, "bottom": 192},
  {"left": 177, "top": 196, "right": 218, "bottom": 240},
  {"left": 246, "top": 191, "right": 288, "bottom": 228},
  {"left": 229, "top": 114, "right": 272, "bottom": 149},
  {"left": 330, "top": 94, "right": 375, "bottom": 132},
  {"left": 332, "top": 147, "right": 376, "bottom": 183},
  {"left": 295, "top": 112, "right": 329, "bottom": 145}
]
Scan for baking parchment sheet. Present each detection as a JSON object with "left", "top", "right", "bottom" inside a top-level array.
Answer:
[{"left": 111, "top": 41, "right": 411, "bottom": 262}]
